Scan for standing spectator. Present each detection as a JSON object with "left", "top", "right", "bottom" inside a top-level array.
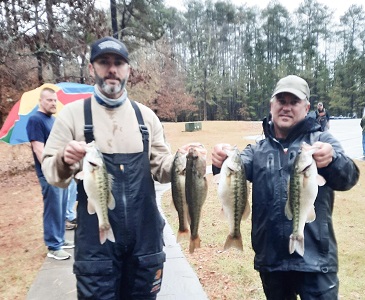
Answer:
[
  {"left": 26, "top": 87, "right": 74, "bottom": 260},
  {"left": 361, "top": 114, "right": 365, "bottom": 157},
  {"left": 315, "top": 102, "right": 330, "bottom": 131},
  {"left": 65, "top": 178, "right": 77, "bottom": 230}
]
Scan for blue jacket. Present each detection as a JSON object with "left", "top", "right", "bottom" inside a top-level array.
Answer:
[{"left": 242, "top": 116, "right": 359, "bottom": 273}]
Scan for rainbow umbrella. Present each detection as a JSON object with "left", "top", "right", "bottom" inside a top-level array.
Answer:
[{"left": 0, "top": 82, "right": 94, "bottom": 145}]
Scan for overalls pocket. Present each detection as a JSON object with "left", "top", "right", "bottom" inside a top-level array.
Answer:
[
  {"left": 132, "top": 251, "right": 166, "bottom": 297},
  {"left": 73, "top": 260, "right": 115, "bottom": 299}
]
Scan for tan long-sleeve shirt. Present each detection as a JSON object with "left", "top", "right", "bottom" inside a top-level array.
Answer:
[{"left": 42, "top": 95, "right": 173, "bottom": 188}]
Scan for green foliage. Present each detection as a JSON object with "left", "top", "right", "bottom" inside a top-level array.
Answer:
[
  {"left": 165, "top": 0, "right": 365, "bottom": 120},
  {"left": 116, "top": 0, "right": 170, "bottom": 51},
  {"left": 2, "top": 0, "right": 365, "bottom": 126}
]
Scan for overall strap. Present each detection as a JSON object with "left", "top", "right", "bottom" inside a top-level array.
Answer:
[
  {"left": 130, "top": 100, "right": 149, "bottom": 152},
  {"left": 83, "top": 98, "right": 94, "bottom": 143}
]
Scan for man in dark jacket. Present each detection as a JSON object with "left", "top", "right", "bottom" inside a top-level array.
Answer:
[
  {"left": 315, "top": 102, "right": 330, "bottom": 131},
  {"left": 212, "top": 75, "right": 359, "bottom": 299}
]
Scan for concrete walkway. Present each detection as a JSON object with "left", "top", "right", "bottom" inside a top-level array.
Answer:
[{"left": 26, "top": 183, "right": 209, "bottom": 300}]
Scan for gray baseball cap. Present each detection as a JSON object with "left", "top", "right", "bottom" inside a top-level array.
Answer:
[{"left": 272, "top": 75, "right": 310, "bottom": 100}]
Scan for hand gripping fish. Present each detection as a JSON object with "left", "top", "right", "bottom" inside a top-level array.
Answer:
[
  {"left": 285, "top": 142, "right": 325, "bottom": 256},
  {"left": 218, "top": 146, "right": 250, "bottom": 251},
  {"left": 76, "top": 141, "right": 116, "bottom": 244}
]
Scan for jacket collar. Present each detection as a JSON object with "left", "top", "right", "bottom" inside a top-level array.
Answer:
[{"left": 262, "top": 115, "right": 321, "bottom": 143}]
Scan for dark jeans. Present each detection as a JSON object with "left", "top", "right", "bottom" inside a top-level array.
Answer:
[{"left": 259, "top": 271, "right": 338, "bottom": 300}]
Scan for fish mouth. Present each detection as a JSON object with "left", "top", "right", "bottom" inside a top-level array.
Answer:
[
  {"left": 300, "top": 163, "right": 312, "bottom": 173},
  {"left": 88, "top": 161, "right": 98, "bottom": 167}
]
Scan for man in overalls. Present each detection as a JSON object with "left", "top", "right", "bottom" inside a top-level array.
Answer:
[{"left": 42, "top": 37, "right": 175, "bottom": 299}]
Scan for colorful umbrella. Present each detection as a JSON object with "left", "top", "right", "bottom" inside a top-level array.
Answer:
[{"left": 0, "top": 82, "right": 94, "bottom": 145}]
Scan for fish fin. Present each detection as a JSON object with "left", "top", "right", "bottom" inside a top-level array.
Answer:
[
  {"left": 107, "top": 228, "right": 115, "bottom": 243},
  {"left": 189, "top": 236, "right": 201, "bottom": 253},
  {"left": 284, "top": 200, "right": 293, "bottom": 220},
  {"left": 75, "top": 171, "right": 84, "bottom": 180},
  {"left": 99, "top": 230, "right": 107, "bottom": 244},
  {"left": 108, "top": 174, "right": 114, "bottom": 186},
  {"left": 289, "top": 234, "right": 305, "bottom": 256},
  {"left": 108, "top": 193, "right": 116, "bottom": 210},
  {"left": 224, "top": 235, "right": 243, "bottom": 251},
  {"left": 177, "top": 229, "right": 190, "bottom": 242},
  {"left": 306, "top": 206, "right": 316, "bottom": 223},
  {"left": 316, "top": 174, "right": 326, "bottom": 186},
  {"left": 107, "top": 174, "right": 114, "bottom": 194},
  {"left": 242, "top": 201, "right": 251, "bottom": 221},
  {"left": 87, "top": 202, "right": 96, "bottom": 214},
  {"left": 213, "top": 174, "right": 221, "bottom": 184}
]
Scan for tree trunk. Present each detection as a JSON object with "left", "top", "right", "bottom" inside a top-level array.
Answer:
[{"left": 110, "top": 0, "right": 118, "bottom": 39}]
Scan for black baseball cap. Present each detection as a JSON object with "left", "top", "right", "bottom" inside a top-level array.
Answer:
[{"left": 90, "top": 37, "right": 129, "bottom": 63}]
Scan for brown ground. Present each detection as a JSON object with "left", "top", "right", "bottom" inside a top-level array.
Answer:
[
  {"left": 0, "top": 143, "right": 44, "bottom": 299},
  {"left": 0, "top": 121, "right": 363, "bottom": 299}
]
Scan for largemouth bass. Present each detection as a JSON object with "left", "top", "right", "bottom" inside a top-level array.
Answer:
[
  {"left": 185, "top": 146, "right": 208, "bottom": 253},
  {"left": 171, "top": 149, "right": 190, "bottom": 242},
  {"left": 285, "top": 142, "right": 325, "bottom": 256},
  {"left": 76, "top": 141, "right": 115, "bottom": 244},
  {"left": 218, "top": 146, "right": 250, "bottom": 251}
]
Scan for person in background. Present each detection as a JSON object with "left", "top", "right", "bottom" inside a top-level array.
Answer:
[
  {"left": 360, "top": 114, "right": 365, "bottom": 157},
  {"left": 41, "top": 36, "right": 190, "bottom": 299},
  {"left": 65, "top": 178, "right": 77, "bottom": 230},
  {"left": 315, "top": 102, "right": 330, "bottom": 131},
  {"left": 26, "top": 87, "right": 74, "bottom": 260},
  {"left": 212, "top": 75, "right": 359, "bottom": 299}
]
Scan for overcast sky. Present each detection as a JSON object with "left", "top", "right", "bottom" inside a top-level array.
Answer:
[{"left": 165, "top": 0, "right": 364, "bottom": 20}]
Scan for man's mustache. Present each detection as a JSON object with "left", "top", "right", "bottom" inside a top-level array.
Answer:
[{"left": 104, "top": 76, "right": 121, "bottom": 81}]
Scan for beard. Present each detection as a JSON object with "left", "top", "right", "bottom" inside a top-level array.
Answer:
[
  {"left": 94, "top": 72, "right": 128, "bottom": 97},
  {"left": 45, "top": 106, "right": 57, "bottom": 116}
]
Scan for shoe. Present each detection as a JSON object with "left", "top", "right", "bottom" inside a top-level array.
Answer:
[
  {"left": 62, "top": 240, "right": 75, "bottom": 249},
  {"left": 65, "top": 219, "right": 77, "bottom": 230},
  {"left": 47, "top": 249, "right": 71, "bottom": 260}
]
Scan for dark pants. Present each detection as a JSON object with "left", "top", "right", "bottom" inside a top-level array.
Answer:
[{"left": 259, "top": 271, "right": 339, "bottom": 300}]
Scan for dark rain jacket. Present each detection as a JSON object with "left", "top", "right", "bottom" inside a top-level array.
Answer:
[{"left": 241, "top": 116, "right": 359, "bottom": 273}]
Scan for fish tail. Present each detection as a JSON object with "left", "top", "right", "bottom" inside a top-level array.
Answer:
[
  {"left": 99, "top": 230, "right": 107, "bottom": 244},
  {"left": 224, "top": 234, "right": 243, "bottom": 251},
  {"left": 99, "top": 226, "right": 115, "bottom": 244},
  {"left": 289, "top": 234, "right": 305, "bottom": 256},
  {"left": 107, "top": 227, "right": 115, "bottom": 243},
  {"left": 189, "top": 236, "right": 201, "bottom": 253},
  {"left": 177, "top": 229, "right": 190, "bottom": 242}
]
